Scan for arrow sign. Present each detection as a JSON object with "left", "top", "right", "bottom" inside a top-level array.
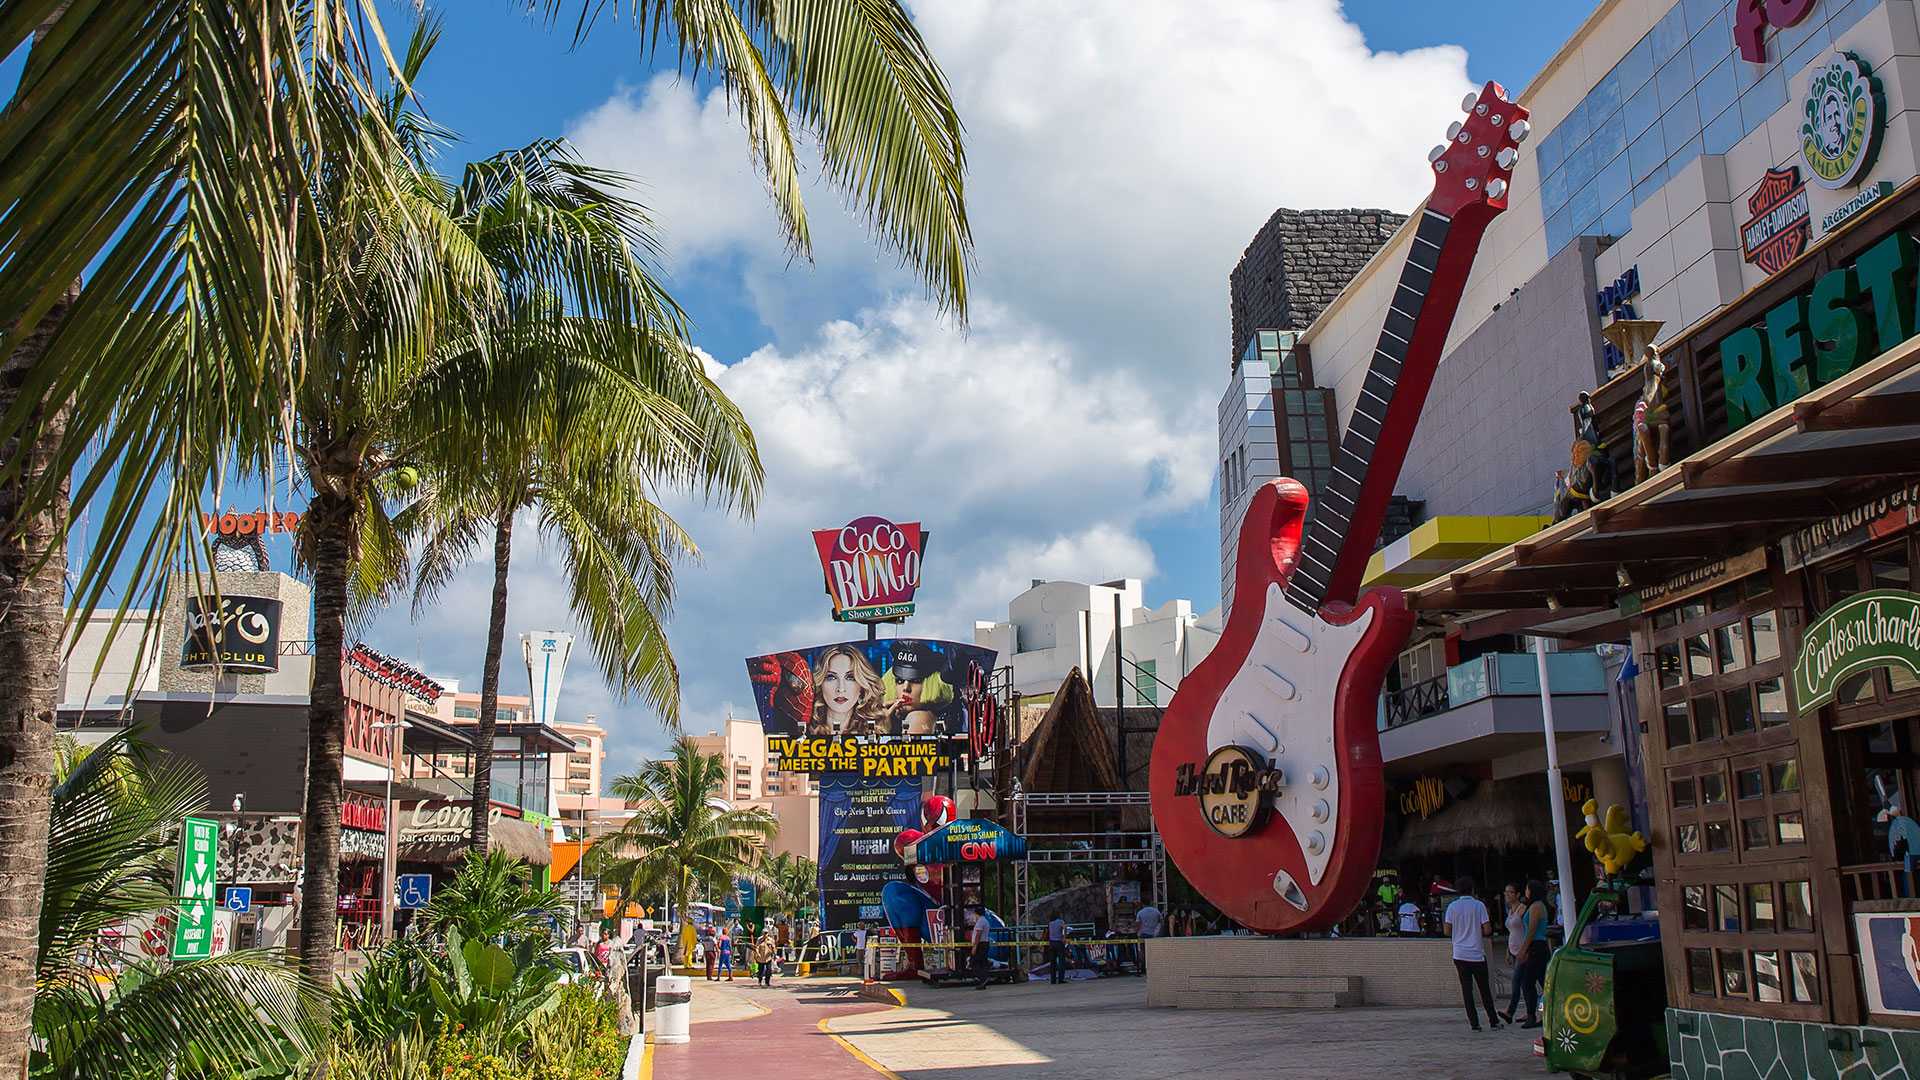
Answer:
[{"left": 171, "top": 817, "right": 220, "bottom": 960}]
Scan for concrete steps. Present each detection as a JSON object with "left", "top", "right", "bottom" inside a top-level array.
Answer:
[{"left": 1181, "top": 974, "right": 1363, "bottom": 1008}]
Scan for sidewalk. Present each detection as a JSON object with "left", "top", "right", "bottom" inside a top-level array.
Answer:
[{"left": 645, "top": 977, "right": 892, "bottom": 1080}]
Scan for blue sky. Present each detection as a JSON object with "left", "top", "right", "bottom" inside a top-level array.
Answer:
[{"left": 53, "top": 2, "right": 1593, "bottom": 775}]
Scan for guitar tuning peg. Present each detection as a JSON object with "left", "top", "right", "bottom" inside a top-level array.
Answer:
[
  {"left": 1496, "top": 147, "right": 1518, "bottom": 169},
  {"left": 1509, "top": 118, "right": 1532, "bottom": 143},
  {"left": 1487, "top": 179, "right": 1508, "bottom": 200},
  {"left": 1462, "top": 91, "right": 1479, "bottom": 112},
  {"left": 1446, "top": 120, "right": 1463, "bottom": 140},
  {"left": 1428, "top": 144, "right": 1447, "bottom": 163}
]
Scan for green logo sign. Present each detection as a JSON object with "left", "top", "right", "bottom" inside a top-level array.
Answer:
[
  {"left": 171, "top": 816, "right": 219, "bottom": 960},
  {"left": 1794, "top": 589, "right": 1920, "bottom": 714},
  {"left": 1801, "top": 52, "right": 1883, "bottom": 190}
]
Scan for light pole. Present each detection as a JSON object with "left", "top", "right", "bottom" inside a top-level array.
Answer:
[
  {"left": 1532, "top": 636, "right": 1580, "bottom": 933},
  {"left": 371, "top": 720, "right": 411, "bottom": 944}
]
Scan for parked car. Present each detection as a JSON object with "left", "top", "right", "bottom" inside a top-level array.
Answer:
[{"left": 548, "top": 946, "right": 593, "bottom": 986}]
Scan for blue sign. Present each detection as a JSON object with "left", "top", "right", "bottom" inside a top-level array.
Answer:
[
  {"left": 396, "top": 873, "right": 433, "bottom": 910},
  {"left": 904, "top": 819, "right": 1028, "bottom": 865},
  {"left": 223, "top": 886, "right": 252, "bottom": 913}
]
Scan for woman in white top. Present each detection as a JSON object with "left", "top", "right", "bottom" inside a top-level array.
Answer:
[{"left": 1499, "top": 882, "right": 1526, "bottom": 1024}]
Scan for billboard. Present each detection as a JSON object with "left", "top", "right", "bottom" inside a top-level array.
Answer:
[
  {"left": 817, "top": 775, "right": 920, "bottom": 930},
  {"left": 812, "top": 517, "right": 928, "bottom": 623},
  {"left": 180, "top": 594, "right": 282, "bottom": 673},
  {"left": 744, "top": 637, "right": 998, "bottom": 776}
]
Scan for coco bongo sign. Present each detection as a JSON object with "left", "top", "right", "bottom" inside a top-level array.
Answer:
[{"left": 812, "top": 516, "right": 930, "bottom": 623}]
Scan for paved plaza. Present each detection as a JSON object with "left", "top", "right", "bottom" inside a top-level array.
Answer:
[{"left": 648, "top": 975, "right": 1555, "bottom": 1079}]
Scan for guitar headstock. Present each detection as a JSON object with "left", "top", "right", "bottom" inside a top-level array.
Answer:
[{"left": 1427, "top": 81, "right": 1530, "bottom": 217}]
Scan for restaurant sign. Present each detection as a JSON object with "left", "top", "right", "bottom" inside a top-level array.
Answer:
[
  {"left": 399, "top": 801, "right": 507, "bottom": 842},
  {"left": 1171, "top": 745, "right": 1284, "bottom": 839},
  {"left": 1618, "top": 548, "right": 1768, "bottom": 616},
  {"left": 1782, "top": 479, "right": 1920, "bottom": 571},
  {"left": 1793, "top": 589, "right": 1920, "bottom": 714},
  {"left": 1800, "top": 53, "right": 1883, "bottom": 190}
]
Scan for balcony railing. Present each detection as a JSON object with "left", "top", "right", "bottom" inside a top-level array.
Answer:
[
  {"left": 1380, "top": 651, "right": 1609, "bottom": 731},
  {"left": 1382, "top": 675, "right": 1450, "bottom": 729},
  {"left": 1842, "top": 862, "right": 1918, "bottom": 903}
]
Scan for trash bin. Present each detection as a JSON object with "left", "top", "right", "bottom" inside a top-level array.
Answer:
[{"left": 654, "top": 974, "right": 692, "bottom": 1044}]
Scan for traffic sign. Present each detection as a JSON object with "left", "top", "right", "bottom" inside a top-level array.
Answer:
[
  {"left": 396, "top": 873, "right": 433, "bottom": 909},
  {"left": 223, "top": 887, "right": 252, "bottom": 913},
  {"left": 560, "top": 877, "right": 598, "bottom": 902},
  {"left": 171, "top": 817, "right": 219, "bottom": 960}
]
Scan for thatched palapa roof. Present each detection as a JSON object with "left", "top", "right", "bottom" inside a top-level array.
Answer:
[{"left": 1393, "top": 778, "right": 1557, "bottom": 860}]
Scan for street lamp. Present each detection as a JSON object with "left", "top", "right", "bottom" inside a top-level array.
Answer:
[{"left": 371, "top": 720, "right": 411, "bottom": 944}]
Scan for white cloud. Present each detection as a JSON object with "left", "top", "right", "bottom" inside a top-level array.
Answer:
[{"left": 367, "top": 2, "right": 1477, "bottom": 777}]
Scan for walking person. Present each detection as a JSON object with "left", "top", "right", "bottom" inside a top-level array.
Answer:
[
  {"left": 1134, "top": 899, "right": 1162, "bottom": 974},
  {"left": 1047, "top": 914, "right": 1069, "bottom": 984},
  {"left": 1444, "top": 875, "right": 1502, "bottom": 1031},
  {"left": 1498, "top": 882, "right": 1526, "bottom": 1023},
  {"left": 718, "top": 927, "right": 736, "bottom": 981},
  {"left": 754, "top": 930, "right": 777, "bottom": 987},
  {"left": 701, "top": 925, "right": 718, "bottom": 981},
  {"left": 969, "top": 909, "right": 996, "bottom": 989},
  {"left": 1513, "top": 880, "right": 1553, "bottom": 1028}
]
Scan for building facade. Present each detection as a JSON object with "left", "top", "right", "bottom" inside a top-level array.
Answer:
[
  {"left": 972, "top": 578, "right": 1218, "bottom": 709},
  {"left": 686, "top": 716, "right": 820, "bottom": 861},
  {"left": 1279, "top": 0, "right": 1920, "bottom": 1073}
]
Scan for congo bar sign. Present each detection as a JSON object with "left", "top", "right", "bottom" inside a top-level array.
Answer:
[
  {"left": 1793, "top": 589, "right": 1920, "bottom": 714},
  {"left": 180, "top": 594, "right": 282, "bottom": 673},
  {"left": 1172, "top": 745, "right": 1284, "bottom": 839}
]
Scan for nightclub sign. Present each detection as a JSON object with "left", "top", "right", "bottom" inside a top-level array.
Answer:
[
  {"left": 180, "top": 594, "right": 282, "bottom": 673},
  {"left": 812, "top": 517, "right": 928, "bottom": 623},
  {"left": 1741, "top": 167, "right": 1811, "bottom": 275},
  {"left": 1795, "top": 590, "right": 1920, "bottom": 713}
]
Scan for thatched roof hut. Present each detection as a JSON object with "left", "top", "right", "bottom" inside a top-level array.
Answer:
[{"left": 1392, "top": 777, "right": 1558, "bottom": 860}]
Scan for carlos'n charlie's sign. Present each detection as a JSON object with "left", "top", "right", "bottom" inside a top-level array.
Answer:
[{"left": 812, "top": 516, "right": 929, "bottom": 623}]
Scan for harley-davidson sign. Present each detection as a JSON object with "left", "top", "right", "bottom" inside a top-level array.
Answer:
[
  {"left": 811, "top": 517, "right": 929, "bottom": 623},
  {"left": 1741, "top": 167, "right": 1811, "bottom": 275},
  {"left": 180, "top": 594, "right": 282, "bottom": 673}
]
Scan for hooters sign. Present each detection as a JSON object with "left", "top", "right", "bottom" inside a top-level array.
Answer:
[{"left": 812, "top": 517, "right": 929, "bottom": 623}]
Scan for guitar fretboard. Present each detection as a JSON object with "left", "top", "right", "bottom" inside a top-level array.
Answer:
[{"left": 1283, "top": 209, "right": 1452, "bottom": 616}]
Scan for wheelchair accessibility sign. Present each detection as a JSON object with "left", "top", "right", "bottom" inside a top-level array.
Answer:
[{"left": 396, "top": 874, "right": 433, "bottom": 909}]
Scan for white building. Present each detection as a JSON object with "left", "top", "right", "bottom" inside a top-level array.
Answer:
[{"left": 972, "top": 578, "right": 1219, "bottom": 707}]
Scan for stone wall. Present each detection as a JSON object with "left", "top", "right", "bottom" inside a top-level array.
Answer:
[
  {"left": 1147, "top": 934, "right": 1503, "bottom": 1009},
  {"left": 1227, "top": 208, "right": 1408, "bottom": 362},
  {"left": 1668, "top": 1008, "right": 1920, "bottom": 1080}
]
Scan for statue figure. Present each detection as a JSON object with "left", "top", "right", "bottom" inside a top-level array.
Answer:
[
  {"left": 1552, "top": 391, "right": 1614, "bottom": 523},
  {"left": 1632, "top": 346, "right": 1671, "bottom": 483}
]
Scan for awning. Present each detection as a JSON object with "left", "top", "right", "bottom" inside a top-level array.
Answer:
[
  {"left": 397, "top": 813, "right": 552, "bottom": 866},
  {"left": 1364, "top": 515, "right": 1552, "bottom": 589},
  {"left": 1411, "top": 332, "right": 1920, "bottom": 639}
]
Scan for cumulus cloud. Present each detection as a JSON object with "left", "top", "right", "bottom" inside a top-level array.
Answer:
[{"left": 368, "top": 1, "right": 1476, "bottom": 777}]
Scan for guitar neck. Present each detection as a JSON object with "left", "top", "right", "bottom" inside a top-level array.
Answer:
[{"left": 1284, "top": 205, "right": 1496, "bottom": 614}]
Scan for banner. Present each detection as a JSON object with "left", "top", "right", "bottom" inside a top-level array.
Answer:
[
  {"left": 812, "top": 517, "right": 928, "bottom": 623},
  {"left": 744, "top": 638, "right": 998, "bottom": 775},
  {"left": 902, "top": 819, "right": 1026, "bottom": 865},
  {"left": 181, "top": 594, "right": 282, "bottom": 673},
  {"left": 817, "top": 776, "right": 920, "bottom": 930}
]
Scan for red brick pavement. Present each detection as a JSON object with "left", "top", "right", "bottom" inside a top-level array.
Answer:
[{"left": 648, "top": 982, "right": 893, "bottom": 1079}]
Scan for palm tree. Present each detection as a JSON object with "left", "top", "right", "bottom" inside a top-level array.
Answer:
[
  {"left": 593, "top": 739, "right": 776, "bottom": 952},
  {"left": 420, "top": 849, "right": 571, "bottom": 946},
  {"left": 757, "top": 851, "right": 819, "bottom": 923},
  {"left": 35, "top": 732, "right": 315, "bottom": 1078},
  {"left": 407, "top": 140, "right": 761, "bottom": 855}
]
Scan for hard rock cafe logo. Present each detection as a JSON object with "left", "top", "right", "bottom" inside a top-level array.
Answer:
[
  {"left": 1172, "top": 745, "right": 1284, "bottom": 839},
  {"left": 1741, "top": 167, "right": 1811, "bottom": 275},
  {"left": 1801, "top": 53, "right": 1882, "bottom": 191}
]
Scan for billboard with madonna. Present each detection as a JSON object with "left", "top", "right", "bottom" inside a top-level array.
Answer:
[{"left": 744, "top": 637, "right": 997, "bottom": 776}]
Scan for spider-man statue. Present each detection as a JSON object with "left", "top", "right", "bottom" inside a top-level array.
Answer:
[{"left": 879, "top": 796, "right": 959, "bottom": 979}]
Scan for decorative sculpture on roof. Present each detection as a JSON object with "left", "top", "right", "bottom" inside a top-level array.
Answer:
[
  {"left": 1632, "top": 347, "right": 1672, "bottom": 484},
  {"left": 1553, "top": 391, "right": 1615, "bottom": 523}
]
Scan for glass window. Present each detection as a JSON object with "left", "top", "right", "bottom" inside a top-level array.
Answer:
[
  {"left": 1667, "top": 132, "right": 1704, "bottom": 177},
  {"left": 1769, "top": 759, "right": 1799, "bottom": 793},
  {"left": 1536, "top": 129, "right": 1565, "bottom": 181},
  {"left": 1687, "top": 633, "right": 1714, "bottom": 678},
  {"left": 1751, "top": 612, "right": 1780, "bottom": 663},
  {"left": 1739, "top": 67, "right": 1788, "bottom": 133},
  {"left": 1748, "top": 883, "right": 1776, "bottom": 932},
  {"left": 1602, "top": 197, "right": 1633, "bottom": 240},
  {"left": 1560, "top": 96, "right": 1592, "bottom": 156},
  {"left": 1694, "top": 57, "right": 1736, "bottom": 126},
  {"left": 1678, "top": 822, "right": 1703, "bottom": 854},
  {"left": 1782, "top": 881, "right": 1813, "bottom": 932},
  {"left": 1568, "top": 180, "right": 1602, "bottom": 235},
  {"left": 1588, "top": 65, "right": 1624, "bottom": 119},
  {"left": 1714, "top": 884, "right": 1740, "bottom": 931},
  {"left": 1707, "top": 820, "right": 1733, "bottom": 852},
  {"left": 1725, "top": 687, "right": 1756, "bottom": 735},
  {"left": 1694, "top": 695, "right": 1722, "bottom": 742},
  {"left": 1871, "top": 544, "right": 1912, "bottom": 591},
  {"left": 1776, "top": 812, "right": 1806, "bottom": 845},
  {"left": 1735, "top": 767, "right": 1764, "bottom": 800},
  {"left": 1663, "top": 94, "right": 1702, "bottom": 145},
  {"left": 1782, "top": 23, "right": 1830, "bottom": 78},
  {"left": 1702, "top": 102, "right": 1743, "bottom": 156},
  {"left": 1591, "top": 111, "right": 1628, "bottom": 168},
  {"left": 1753, "top": 950, "right": 1783, "bottom": 1003},
  {"left": 1684, "top": 884, "right": 1710, "bottom": 930},
  {"left": 1671, "top": 776, "right": 1698, "bottom": 808},
  {"left": 1837, "top": 670, "right": 1876, "bottom": 706},
  {"left": 1720, "top": 949, "right": 1750, "bottom": 996},
  {"left": 1701, "top": 771, "right": 1727, "bottom": 804},
  {"left": 1824, "top": 563, "right": 1862, "bottom": 606},
  {"left": 1710, "top": 585, "right": 1739, "bottom": 612},
  {"left": 1596, "top": 153, "right": 1630, "bottom": 210},
  {"left": 1541, "top": 164, "right": 1571, "bottom": 217},
  {"left": 1683, "top": 0, "right": 1724, "bottom": 35},
  {"left": 1655, "top": 608, "right": 1681, "bottom": 631},
  {"left": 1742, "top": 817, "right": 1770, "bottom": 849},
  {"left": 1666, "top": 703, "right": 1693, "bottom": 749},
  {"left": 1630, "top": 121, "right": 1667, "bottom": 183},
  {"left": 1651, "top": 3, "right": 1689, "bottom": 64},
  {"left": 1756, "top": 678, "right": 1790, "bottom": 726},
  {"left": 1790, "top": 952, "right": 1820, "bottom": 1003},
  {"left": 1715, "top": 623, "right": 1749, "bottom": 673},
  {"left": 1688, "top": 948, "right": 1717, "bottom": 995},
  {"left": 1657, "top": 642, "right": 1683, "bottom": 688},
  {"left": 1615, "top": 32, "right": 1655, "bottom": 91},
  {"left": 1681, "top": 599, "right": 1709, "bottom": 624}
]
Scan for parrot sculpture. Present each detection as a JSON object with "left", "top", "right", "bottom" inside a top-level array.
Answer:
[{"left": 1575, "top": 799, "right": 1648, "bottom": 876}]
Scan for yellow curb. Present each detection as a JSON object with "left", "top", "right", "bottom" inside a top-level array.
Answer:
[
  {"left": 638, "top": 1038, "right": 653, "bottom": 1080},
  {"left": 818, "top": 1016, "right": 907, "bottom": 1080}
]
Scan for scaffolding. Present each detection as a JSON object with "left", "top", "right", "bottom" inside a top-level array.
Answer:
[{"left": 1009, "top": 789, "right": 1166, "bottom": 923}]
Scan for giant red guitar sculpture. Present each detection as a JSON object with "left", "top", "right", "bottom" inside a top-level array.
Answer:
[{"left": 1150, "top": 83, "right": 1530, "bottom": 934}]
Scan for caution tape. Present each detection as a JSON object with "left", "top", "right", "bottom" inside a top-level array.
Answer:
[{"left": 866, "top": 938, "right": 1147, "bottom": 948}]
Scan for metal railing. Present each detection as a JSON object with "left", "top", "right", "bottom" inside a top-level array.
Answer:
[
  {"left": 1842, "top": 861, "right": 1917, "bottom": 903},
  {"left": 1382, "top": 675, "right": 1450, "bottom": 729}
]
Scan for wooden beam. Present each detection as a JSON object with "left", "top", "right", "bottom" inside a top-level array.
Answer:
[
  {"left": 1794, "top": 391, "right": 1920, "bottom": 432},
  {"left": 1514, "top": 528, "right": 1740, "bottom": 567},
  {"left": 1591, "top": 489, "right": 1838, "bottom": 532},
  {"left": 1446, "top": 607, "right": 1611, "bottom": 640},
  {"left": 1411, "top": 587, "right": 1615, "bottom": 612},
  {"left": 1449, "top": 565, "right": 1623, "bottom": 593},
  {"left": 1683, "top": 437, "right": 1920, "bottom": 488}
]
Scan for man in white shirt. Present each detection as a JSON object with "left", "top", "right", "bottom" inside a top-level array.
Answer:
[
  {"left": 1443, "top": 876, "right": 1502, "bottom": 1031},
  {"left": 969, "top": 909, "right": 996, "bottom": 989},
  {"left": 1397, "top": 899, "right": 1422, "bottom": 935},
  {"left": 1047, "top": 915, "right": 1069, "bottom": 984},
  {"left": 1134, "top": 902, "right": 1162, "bottom": 974}
]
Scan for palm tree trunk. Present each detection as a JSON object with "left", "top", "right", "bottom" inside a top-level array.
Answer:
[
  {"left": 469, "top": 511, "right": 513, "bottom": 853},
  {"left": 0, "top": 285, "right": 74, "bottom": 1078},
  {"left": 300, "top": 489, "right": 353, "bottom": 990}
]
